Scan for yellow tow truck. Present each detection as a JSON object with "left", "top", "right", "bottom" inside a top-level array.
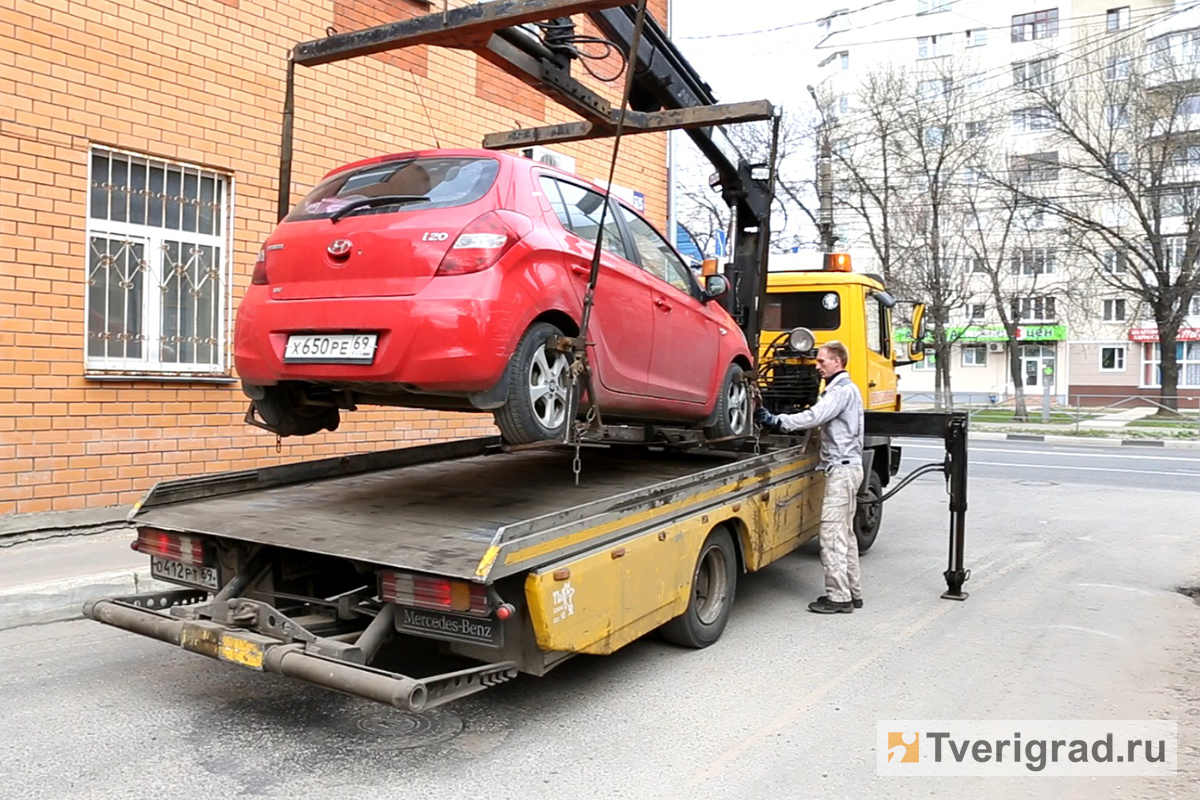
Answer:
[{"left": 83, "top": 2, "right": 968, "bottom": 713}]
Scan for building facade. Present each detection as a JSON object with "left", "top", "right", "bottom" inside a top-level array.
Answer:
[
  {"left": 0, "top": 0, "right": 671, "bottom": 515},
  {"left": 816, "top": 1, "right": 1200, "bottom": 407}
]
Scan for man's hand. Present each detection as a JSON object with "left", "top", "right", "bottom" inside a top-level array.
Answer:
[{"left": 754, "top": 406, "right": 781, "bottom": 433}]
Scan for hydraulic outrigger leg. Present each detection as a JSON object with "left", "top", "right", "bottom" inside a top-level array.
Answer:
[{"left": 864, "top": 411, "right": 971, "bottom": 600}]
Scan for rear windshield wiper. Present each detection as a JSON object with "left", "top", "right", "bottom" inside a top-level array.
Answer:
[{"left": 330, "top": 195, "right": 430, "bottom": 223}]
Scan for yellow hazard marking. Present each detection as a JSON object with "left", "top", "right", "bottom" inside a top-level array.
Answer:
[
  {"left": 502, "top": 457, "right": 813, "bottom": 567},
  {"left": 475, "top": 544, "right": 501, "bottom": 579},
  {"left": 218, "top": 634, "right": 265, "bottom": 671}
]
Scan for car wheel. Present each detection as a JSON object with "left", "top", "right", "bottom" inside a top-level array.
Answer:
[
  {"left": 494, "top": 321, "right": 574, "bottom": 444},
  {"left": 854, "top": 469, "right": 884, "bottom": 553},
  {"left": 252, "top": 384, "right": 340, "bottom": 438},
  {"left": 704, "top": 362, "right": 750, "bottom": 439},
  {"left": 660, "top": 527, "right": 738, "bottom": 648}
]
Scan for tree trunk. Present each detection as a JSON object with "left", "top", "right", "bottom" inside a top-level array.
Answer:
[
  {"left": 1008, "top": 343, "right": 1028, "bottom": 421},
  {"left": 1157, "top": 333, "right": 1182, "bottom": 416}
]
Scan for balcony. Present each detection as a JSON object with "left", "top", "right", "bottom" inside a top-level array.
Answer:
[{"left": 1145, "top": 10, "right": 1200, "bottom": 88}]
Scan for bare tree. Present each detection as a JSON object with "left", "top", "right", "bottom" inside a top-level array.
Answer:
[
  {"left": 673, "top": 114, "right": 819, "bottom": 257},
  {"left": 829, "top": 59, "right": 989, "bottom": 408},
  {"left": 1002, "top": 34, "right": 1200, "bottom": 413}
]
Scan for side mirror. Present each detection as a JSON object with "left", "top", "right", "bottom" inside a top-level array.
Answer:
[
  {"left": 910, "top": 302, "right": 927, "bottom": 358},
  {"left": 703, "top": 274, "right": 730, "bottom": 302}
]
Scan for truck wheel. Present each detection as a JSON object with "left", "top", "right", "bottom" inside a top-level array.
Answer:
[
  {"left": 252, "top": 384, "right": 339, "bottom": 438},
  {"left": 660, "top": 527, "right": 738, "bottom": 648},
  {"left": 494, "top": 322, "right": 573, "bottom": 444},
  {"left": 854, "top": 469, "right": 883, "bottom": 553},
  {"left": 704, "top": 363, "right": 750, "bottom": 439}
]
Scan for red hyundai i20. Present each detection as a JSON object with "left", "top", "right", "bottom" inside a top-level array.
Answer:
[{"left": 234, "top": 149, "right": 753, "bottom": 443}]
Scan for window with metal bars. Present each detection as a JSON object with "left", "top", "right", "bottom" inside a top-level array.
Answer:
[{"left": 86, "top": 146, "right": 232, "bottom": 375}]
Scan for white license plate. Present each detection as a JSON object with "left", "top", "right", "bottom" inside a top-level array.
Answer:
[
  {"left": 150, "top": 556, "right": 218, "bottom": 591},
  {"left": 283, "top": 333, "right": 377, "bottom": 364}
]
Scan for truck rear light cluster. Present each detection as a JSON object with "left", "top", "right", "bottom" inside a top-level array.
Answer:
[
  {"left": 133, "top": 528, "right": 211, "bottom": 566},
  {"left": 379, "top": 570, "right": 490, "bottom": 617}
]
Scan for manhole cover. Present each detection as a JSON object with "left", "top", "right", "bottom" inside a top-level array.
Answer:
[
  {"left": 354, "top": 709, "right": 463, "bottom": 749},
  {"left": 1015, "top": 480, "right": 1058, "bottom": 487}
]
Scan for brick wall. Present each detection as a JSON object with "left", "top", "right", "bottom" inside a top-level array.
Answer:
[{"left": 0, "top": 0, "right": 672, "bottom": 515}]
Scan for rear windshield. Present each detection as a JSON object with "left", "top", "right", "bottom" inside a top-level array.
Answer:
[
  {"left": 763, "top": 290, "right": 842, "bottom": 331},
  {"left": 285, "top": 156, "right": 499, "bottom": 222}
]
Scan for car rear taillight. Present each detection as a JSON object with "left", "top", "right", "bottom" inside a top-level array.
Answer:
[
  {"left": 435, "top": 210, "right": 531, "bottom": 276},
  {"left": 251, "top": 248, "right": 269, "bottom": 285},
  {"left": 379, "top": 570, "right": 490, "bottom": 616},
  {"left": 133, "top": 528, "right": 211, "bottom": 566}
]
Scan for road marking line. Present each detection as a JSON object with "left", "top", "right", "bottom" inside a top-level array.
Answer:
[
  {"left": 972, "top": 460, "right": 1200, "bottom": 477},
  {"left": 685, "top": 545, "right": 1047, "bottom": 789},
  {"left": 900, "top": 443, "right": 1200, "bottom": 463}
]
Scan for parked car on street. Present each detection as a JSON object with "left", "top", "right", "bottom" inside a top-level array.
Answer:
[{"left": 234, "top": 149, "right": 753, "bottom": 443}]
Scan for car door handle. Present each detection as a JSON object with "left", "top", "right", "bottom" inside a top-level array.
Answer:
[
  {"left": 869, "top": 380, "right": 877, "bottom": 387},
  {"left": 654, "top": 297, "right": 672, "bottom": 311},
  {"left": 570, "top": 264, "right": 590, "bottom": 275}
]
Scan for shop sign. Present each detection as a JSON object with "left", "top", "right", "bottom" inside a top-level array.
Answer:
[
  {"left": 1128, "top": 328, "right": 1200, "bottom": 342},
  {"left": 897, "top": 324, "right": 1067, "bottom": 343}
]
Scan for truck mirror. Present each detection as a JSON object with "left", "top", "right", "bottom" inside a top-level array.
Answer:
[
  {"left": 703, "top": 274, "right": 730, "bottom": 301},
  {"left": 911, "top": 302, "right": 927, "bottom": 350}
]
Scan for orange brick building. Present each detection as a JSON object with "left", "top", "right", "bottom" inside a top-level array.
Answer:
[{"left": 0, "top": 0, "right": 671, "bottom": 516}]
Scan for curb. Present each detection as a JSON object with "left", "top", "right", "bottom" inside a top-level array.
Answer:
[
  {"left": 0, "top": 568, "right": 174, "bottom": 632},
  {"left": 969, "top": 431, "right": 1200, "bottom": 449}
]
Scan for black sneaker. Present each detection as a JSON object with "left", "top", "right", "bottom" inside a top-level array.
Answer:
[
  {"left": 808, "top": 596, "right": 854, "bottom": 614},
  {"left": 819, "top": 594, "right": 863, "bottom": 609}
]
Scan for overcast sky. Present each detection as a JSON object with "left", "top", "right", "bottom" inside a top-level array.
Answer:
[{"left": 671, "top": 0, "right": 839, "bottom": 111}]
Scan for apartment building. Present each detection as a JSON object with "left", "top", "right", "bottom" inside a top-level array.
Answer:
[
  {"left": 816, "top": 1, "right": 1200, "bottom": 406},
  {"left": 0, "top": 0, "right": 671, "bottom": 515}
]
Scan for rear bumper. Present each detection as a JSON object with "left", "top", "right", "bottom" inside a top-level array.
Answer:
[
  {"left": 84, "top": 590, "right": 516, "bottom": 712},
  {"left": 233, "top": 279, "right": 522, "bottom": 393}
]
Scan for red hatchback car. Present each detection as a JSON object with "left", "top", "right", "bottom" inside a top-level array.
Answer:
[{"left": 234, "top": 149, "right": 753, "bottom": 443}]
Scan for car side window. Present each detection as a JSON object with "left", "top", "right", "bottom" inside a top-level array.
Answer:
[
  {"left": 549, "top": 179, "right": 629, "bottom": 261},
  {"left": 617, "top": 205, "right": 696, "bottom": 296},
  {"left": 539, "top": 177, "right": 573, "bottom": 231}
]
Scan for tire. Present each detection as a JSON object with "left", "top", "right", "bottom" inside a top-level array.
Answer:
[
  {"left": 252, "top": 384, "right": 340, "bottom": 438},
  {"left": 854, "top": 469, "right": 884, "bottom": 554},
  {"left": 494, "top": 321, "right": 573, "bottom": 444},
  {"left": 660, "top": 527, "right": 738, "bottom": 648},
  {"left": 704, "top": 363, "right": 750, "bottom": 439}
]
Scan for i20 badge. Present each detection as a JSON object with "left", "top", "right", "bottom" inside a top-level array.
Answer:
[{"left": 422, "top": 232, "right": 450, "bottom": 242}]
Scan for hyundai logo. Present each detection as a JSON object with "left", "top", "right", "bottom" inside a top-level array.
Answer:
[{"left": 327, "top": 239, "right": 353, "bottom": 257}]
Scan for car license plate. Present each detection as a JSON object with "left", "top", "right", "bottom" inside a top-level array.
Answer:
[
  {"left": 397, "top": 607, "right": 502, "bottom": 648},
  {"left": 283, "top": 333, "right": 377, "bottom": 364},
  {"left": 150, "top": 556, "right": 218, "bottom": 591}
]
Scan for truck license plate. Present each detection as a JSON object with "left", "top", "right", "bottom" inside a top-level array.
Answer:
[
  {"left": 397, "top": 607, "right": 502, "bottom": 648},
  {"left": 283, "top": 333, "right": 377, "bottom": 364},
  {"left": 150, "top": 556, "right": 218, "bottom": 591}
]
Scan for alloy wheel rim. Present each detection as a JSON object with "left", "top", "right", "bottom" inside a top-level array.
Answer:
[
  {"left": 529, "top": 346, "right": 569, "bottom": 430},
  {"left": 728, "top": 379, "right": 748, "bottom": 433}
]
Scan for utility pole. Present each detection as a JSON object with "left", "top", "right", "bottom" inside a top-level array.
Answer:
[{"left": 807, "top": 84, "right": 837, "bottom": 253}]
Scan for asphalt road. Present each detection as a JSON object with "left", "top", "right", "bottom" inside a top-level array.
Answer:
[
  {"left": 898, "top": 437, "right": 1200, "bottom": 493},
  {"left": 1, "top": 440, "right": 1197, "bottom": 800}
]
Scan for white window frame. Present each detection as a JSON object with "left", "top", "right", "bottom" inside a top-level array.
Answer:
[
  {"left": 966, "top": 28, "right": 987, "bottom": 47},
  {"left": 1107, "top": 6, "right": 1130, "bottom": 32},
  {"left": 919, "top": 0, "right": 951, "bottom": 14},
  {"left": 918, "top": 35, "right": 944, "bottom": 59},
  {"left": 1104, "top": 55, "right": 1131, "bottom": 82},
  {"left": 962, "top": 345, "right": 987, "bottom": 367},
  {"left": 1100, "top": 345, "right": 1127, "bottom": 372},
  {"left": 1103, "top": 298, "right": 1127, "bottom": 321},
  {"left": 1106, "top": 104, "right": 1129, "bottom": 129},
  {"left": 1142, "top": 342, "right": 1200, "bottom": 388},
  {"left": 86, "top": 146, "right": 234, "bottom": 376},
  {"left": 913, "top": 351, "right": 938, "bottom": 371}
]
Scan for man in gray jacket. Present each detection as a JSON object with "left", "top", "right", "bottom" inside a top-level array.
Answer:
[{"left": 754, "top": 340, "right": 865, "bottom": 614}]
